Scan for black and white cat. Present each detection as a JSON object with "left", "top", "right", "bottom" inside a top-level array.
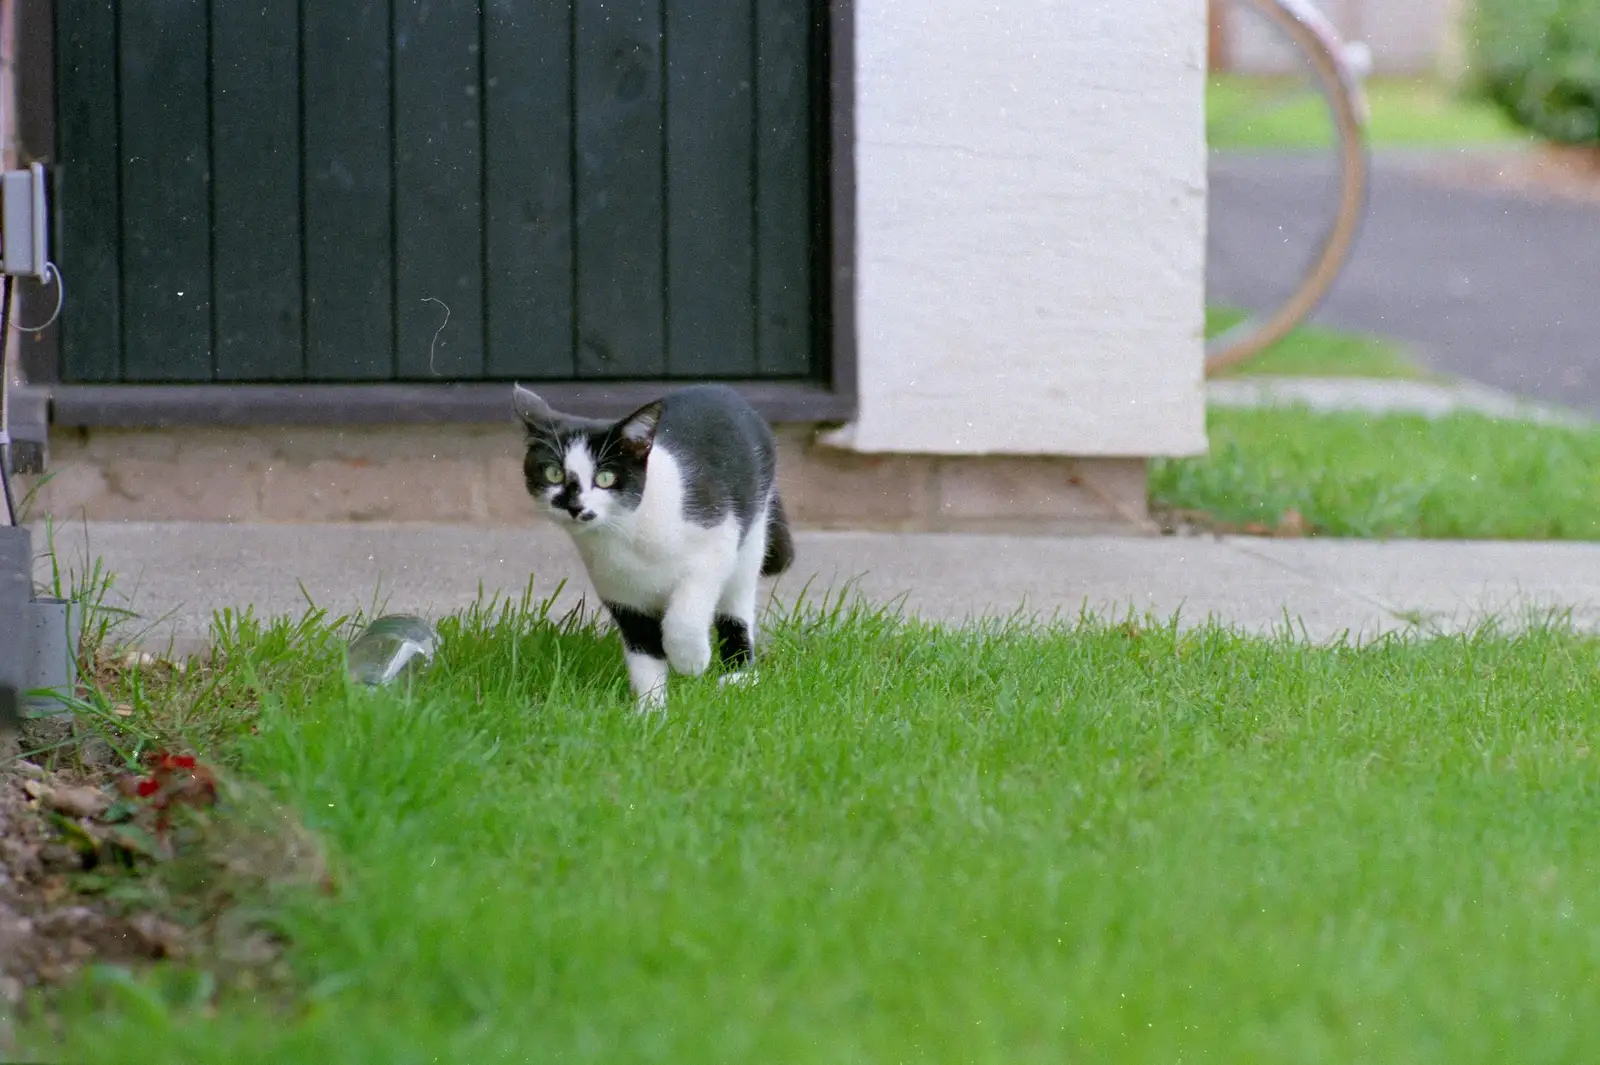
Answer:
[{"left": 514, "top": 383, "right": 794, "bottom": 710}]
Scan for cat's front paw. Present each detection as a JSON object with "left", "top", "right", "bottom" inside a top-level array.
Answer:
[
  {"left": 635, "top": 686, "right": 668, "bottom": 713},
  {"left": 663, "top": 626, "right": 713, "bottom": 677},
  {"left": 717, "top": 670, "right": 760, "bottom": 689}
]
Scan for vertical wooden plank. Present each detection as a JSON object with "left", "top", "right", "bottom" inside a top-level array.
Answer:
[
  {"left": 53, "top": 0, "right": 121, "bottom": 382},
  {"left": 118, "top": 0, "right": 212, "bottom": 381},
  {"left": 573, "top": 0, "right": 664, "bottom": 378},
  {"left": 54, "top": 0, "right": 124, "bottom": 382},
  {"left": 825, "top": 0, "right": 855, "bottom": 398},
  {"left": 664, "top": 0, "right": 755, "bottom": 377},
  {"left": 754, "top": 0, "right": 813, "bottom": 376},
  {"left": 483, "top": 0, "right": 573, "bottom": 379},
  {"left": 393, "top": 0, "right": 484, "bottom": 380},
  {"left": 211, "top": 1, "right": 302, "bottom": 381},
  {"left": 18, "top": 0, "right": 60, "bottom": 382},
  {"left": 303, "top": 0, "right": 394, "bottom": 380}
]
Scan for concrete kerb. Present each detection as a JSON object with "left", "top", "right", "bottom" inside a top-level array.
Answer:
[
  {"left": 1207, "top": 375, "right": 1593, "bottom": 426},
  {"left": 26, "top": 522, "right": 1600, "bottom": 659}
]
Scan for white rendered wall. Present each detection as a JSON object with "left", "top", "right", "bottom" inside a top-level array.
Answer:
[{"left": 828, "top": 0, "right": 1208, "bottom": 457}]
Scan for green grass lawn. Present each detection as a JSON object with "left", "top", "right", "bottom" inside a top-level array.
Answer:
[
  {"left": 21, "top": 597, "right": 1600, "bottom": 1064},
  {"left": 1206, "top": 307, "right": 1426, "bottom": 379},
  {"left": 1154, "top": 406, "right": 1600, "bottom": 538},
  {"left": 1209, "top": 75, "right": 1527, "bottom": 150}
]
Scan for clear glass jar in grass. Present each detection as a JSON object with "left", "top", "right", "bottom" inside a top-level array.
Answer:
[{"left": 346, "top": 615, "right": 439, "bottom": 687}]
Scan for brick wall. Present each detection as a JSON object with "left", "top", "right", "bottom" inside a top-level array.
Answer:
[{"left": 17, "top": 424, "right": 1151, "bottom": 534}]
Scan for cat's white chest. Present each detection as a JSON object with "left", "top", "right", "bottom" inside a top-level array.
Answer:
[
  {"left": 570, "top": 448, "right": 725, "bottom": 611},
  {"left": 575, "top": 519, "right": 684, "bottom": 608}
]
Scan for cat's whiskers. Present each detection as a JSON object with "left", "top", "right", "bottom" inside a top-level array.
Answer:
[
  {"left": 534, "top": 425, "right": 566, "bottom": 459},
  {"left": 593, "top": 433, "right": 624, "bottom": 472}
]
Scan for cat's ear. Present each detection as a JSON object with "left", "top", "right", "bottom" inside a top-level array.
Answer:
[
  {"left": 616, "top": 400, "right": 663, "bottom": 450},
  {"left": 512, "top": 383, "right": 555, "bottom": 427}
]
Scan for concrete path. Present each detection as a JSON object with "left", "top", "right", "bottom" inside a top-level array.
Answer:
[
  {"left": 1207, "top": 150, "right": 1600, "bottom": 413},
  {"left": 30, "top": 522, "right": 1600, "bottom": 655},
  {"left": 1206, "top": 375, "right": 1589, "bottom": 425}
]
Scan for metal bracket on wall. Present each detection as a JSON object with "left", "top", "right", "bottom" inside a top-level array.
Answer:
[{"left": 3, "top": 384, "right": 48, "bottom": 474}]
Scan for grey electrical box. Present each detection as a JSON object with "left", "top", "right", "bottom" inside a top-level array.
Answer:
[{"left": 2, "top": 161, "right": 48, "bottom": 280}]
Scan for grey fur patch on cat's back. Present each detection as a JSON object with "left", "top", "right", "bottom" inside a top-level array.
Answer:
[{"left": 654, "top": 385, "right": 778, "bottom": 532}]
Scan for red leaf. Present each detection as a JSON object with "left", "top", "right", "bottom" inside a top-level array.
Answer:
[{"left": 136, "top": 778, "right": 161, "bottom": 798}]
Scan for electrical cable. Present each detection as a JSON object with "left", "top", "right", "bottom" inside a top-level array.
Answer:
[
  {"left": 12, "top": 262, "right": 61, "bottom": 332},
  {"left": 0, "top": 273, "right": 17, "bottom": 526},
  {"left": 0, "top": 0, "right": 15, "bottom": 528}
]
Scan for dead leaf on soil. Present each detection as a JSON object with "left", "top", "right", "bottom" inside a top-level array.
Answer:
[
  {"left": 38, "top": 875, "right": 71, "bottom": 907},
  {"left": 127, "top": 912, "right": 188, "bottom": 959},
  {"left": 39, "top": 783, "right": 113, "bottom": 820}
]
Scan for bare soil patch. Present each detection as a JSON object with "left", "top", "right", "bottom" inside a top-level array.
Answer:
[{"left": 2, "top": 660, "right": 327, "bottom": 1049}]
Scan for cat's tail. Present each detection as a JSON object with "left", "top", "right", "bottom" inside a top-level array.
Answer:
[{"left": 761, "top": 491, "right": 795, "bottom": 577}]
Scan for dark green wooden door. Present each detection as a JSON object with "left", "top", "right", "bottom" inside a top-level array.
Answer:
[{"left": 53, "top": 0, "right": 821, "bottom": 385}]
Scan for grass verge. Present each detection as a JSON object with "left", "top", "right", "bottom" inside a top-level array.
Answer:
[
  {"left": 14, "top": 589, "right": 1600, "bottom": 1063},
  {"left": 1153, "top": 406, "right": 1600, "bottom": 539},
  {"left": 1208, "top": 75, "right": 1526, "bottom": 151},
  {"left": 1206, "top": 307, "right": 1426, "bottom": 379}
]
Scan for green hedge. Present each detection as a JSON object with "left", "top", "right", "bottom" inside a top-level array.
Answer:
[{"left": 1475, "top": 0, "right": 1600, "bottom": 144}]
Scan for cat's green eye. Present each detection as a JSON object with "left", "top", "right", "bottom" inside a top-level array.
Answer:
[
  {"left": 541, "top": 464, "right": 563, "bottom": 485},
  {"left": 594, "top": 470, "right": 617, "bottom": 489}
]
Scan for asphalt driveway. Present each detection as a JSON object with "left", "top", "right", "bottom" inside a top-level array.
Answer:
[{"left": 1208, "top": 150, "right": 1600, "bottom": 412}]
